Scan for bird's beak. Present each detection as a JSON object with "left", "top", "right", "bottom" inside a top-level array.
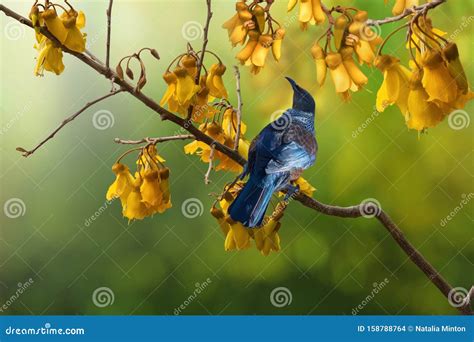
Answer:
[{"left": 285, "top": 76, "right": 298, "bottom": 90}]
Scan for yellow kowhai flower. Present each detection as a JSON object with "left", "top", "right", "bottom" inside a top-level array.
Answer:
[
  {"left": 184, "top": 123, "right": 225, "bottom": 163},
  {"left": 40, "top": 8, "right": 86, "bottom": 53},
  {"left": 406, "top": 70, "right": 446, "bottom": 132},
  {"left": 294, "top": 177, "right": 316, "bottom": 197},
  {"left": 325, "top": 52, "right": 352, "bottom": 100},
  {"left": 271, "top": 28, "right": 286, "bottom": 62},
  {"left": 158, "top": 168, "right": 172, "bottom": 212},
  {"left": 160, "top": 71, "right": 178, "bottom": 111},
  {"left": 348, "top": 11, "right": 382, "bottom": 66},
  {"left": 387, "top": 0, "right": 419, "bottom": 16},
  {"left": 443, "top": 43, "right": 469, "bottom": 95},
  {"left": 222, "top": 108, "right": 247, "bottom": 139},
  {"left": 420, "top": 50, "right": 458, "bottom": 105},
  {"left": 252, "top": 4, "right": 266, "bottom": 33},
  {"left": 289, "top": 0, "right": 325, "bottom": 30},
  {"left": 140, "top": 169, "right": 163, "bottom": 208},
  {"left": 210, "top": 207, "right": 231, "bottom": 236},
  {"left": 34, "top": 34, "right": 65, "bottom": 76},
  {"left": 222, "top": 2, "right": 253, "bottom": 46},
  {"left": 333, "top": 15, "right": 348, "bottom": 50},
  {"left": 341, "top": 47, "right": 368, "bottom": 90},
  {"left": 174, "top": 66, "right": 200, "bottom": 106},
  {"left": 375, "top": 55, "right": 411, "bottom": 114},
  {"left": 123, "top": 178, "right": 152, "bottom": 221},
  {"left": 181, "top": 54, "right": 198, "bottom": 79},
  {"left": 311, "top": 44, "right": 326, "bottom": 87},
  {"left": 206, "top": 64, "right": 228, "bottom": 99},
  {"left": 236, "top": 30, "right": 260, "bottom": 64},
  {"left": 225, "top": 217, "right": 251, "bottom": 250},
  {"left": 250, "top": 34, "right": 273, "bottom": 74},
  {"left": 106, "top": 163, "right": 135, "bottom": 207}
]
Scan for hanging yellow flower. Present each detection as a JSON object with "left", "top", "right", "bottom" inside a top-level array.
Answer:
[
  {"left": 290, "top": 0, "right": 325, "bottom": 30},
  {"left": 206, "top": 64, "right": 228, "bottom": 99},
  {"left": 106, "top": 163, "right": 135, "bottom": 206},
  {"left": 341, "top": 47, "right": 368, "bottom": 90},
  {"left": 34, "top": 34, "right": 65, "bottom": 76},
  {"left": 271, "top": 28, "right": 286, "bottom": 62},
  {"left": 311, "top": 44, "right": 326, "bottom": 87},
  {"left": 375, "top": 55, "right": 411, "bottom": 114},
  {"left": 406, "top": 70, "right": 446, "bottom": 132},
  {"left": 222, "top": 2, "right": 253, "bottom": 46},
  {"left": 236, "top": 30, "right": 260, "bottom": 64},
  {"left": 389, "top": 0, "right": 419, "bottom": 16},
  {"left": 325, "top": 52, "right": 352, "bottom": 100}
]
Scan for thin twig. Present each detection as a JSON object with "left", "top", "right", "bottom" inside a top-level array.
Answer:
[
  {"left": 367, "top": 0, "right": 446, "bottom": 26},
  {"left": 16, "top": 90, "right": 123, "bottom": 157},
  {"left": 233, "top": 65, "right": 243, "bottom": 151},
  {"left": 187, "top": 0, "right": 213, "bottom": 120},
  {"left": 1, "top": 3, "right": 471, "bottom": 315},
  {"left": 204, "top": 144, "right": 215, "bottom": 184},
  {"left": 114, "top": 134, "right": 194, "bottom": 145},
  {"left": 106, "top": 0, "right": 114, "bottom": 69}
]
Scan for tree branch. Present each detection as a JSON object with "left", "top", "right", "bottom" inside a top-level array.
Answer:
[
  {"left": 1, "top": 2, "right": 471, "bottom": 315},
  {"left": 233, "top": 65, "right": 243, "bottom": 151},
  {"left": 366, "top": 0, "right": 447, "bottom": 26},
  {"left": 106, "top": 0, "right": 114, "bottom": 69},
  {"left": 114, "top": 134, "right": 194, "bottom": 145},
  {"left": 204, "top": 144, "right": 215, "bottom": 184},
  {"left": 16, "top": 90, "right": 123, "bottom": 157}
]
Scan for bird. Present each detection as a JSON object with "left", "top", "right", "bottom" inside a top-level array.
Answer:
[{"left": 228, "top": 77, "right": 318, "bottom": 228}]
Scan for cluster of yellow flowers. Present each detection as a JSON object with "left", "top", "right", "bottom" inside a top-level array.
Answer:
[
  {"left": 311, "top": 9, "right": 382, "bottom": 101},
  {"left": 211, "top": 178, "right": 316, "bottom": 254},
  {"left": 223, "top": 1, "right": 285, "bottom": 74},
  {"left": 29, "top": 1, "right": 86, "bottom": 76},
  {"left": 160, "top": 53, "right": 227, "bottom": 119},
  {"left": 288, "top": 0, "right": 326, "bottom": 29},
  {"left": 376, "top": 17, "right": 473, "bottom": 132},
  {"left": 106, "top": 145, "right": 171, "bottom": 221},
  {"left": 184, "top": 109, "right": 250, "bottom": 173}
]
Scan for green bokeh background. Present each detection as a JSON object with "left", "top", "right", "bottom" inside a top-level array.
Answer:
[{"left": 0, "top": 0, "right": 472, "bottom": 315}]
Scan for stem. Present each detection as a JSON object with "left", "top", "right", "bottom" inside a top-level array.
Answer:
[
  {"left": 233, "top": 65, "right": 243, "bottom": 151},
  {"left": 204, "top": 144, "right": 215, "bottom": 184},
  {"left": 16, "top": 90, "right": 123, "bottom": 157},
  {"left": 114, "top": 134, "right": 195, "bottom": 145},
  {"left": 106, "top": 0, "right": 114, "bottom": 69},
  {"left": 0, "top": 3, "right": 471, "bottom": 315}
]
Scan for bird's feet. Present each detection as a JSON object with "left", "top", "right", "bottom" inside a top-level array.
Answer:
[{"left": 284, "top": 183, "right": 300, "bottom": 201}]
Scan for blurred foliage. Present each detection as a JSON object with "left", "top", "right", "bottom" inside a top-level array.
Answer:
[{"left": 0, "top": 0, "right": 472, "bottom": 315}]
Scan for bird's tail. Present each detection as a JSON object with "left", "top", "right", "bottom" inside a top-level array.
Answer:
[{"left": 228, "top": 173, "right": 279, "bottom": 228}]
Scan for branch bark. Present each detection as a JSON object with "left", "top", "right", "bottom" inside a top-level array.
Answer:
[
  {"left": 106, "top": 0, "right": 114, "bottom": 69},
  {"left": 233, "top": 65, "right": 243, "bottom": 151},
  {"left": 0, "top": 2, "right": 471, "bottom": 315},
  {"left": 114, "top": 134, "right": 194, "bottom": 145}
]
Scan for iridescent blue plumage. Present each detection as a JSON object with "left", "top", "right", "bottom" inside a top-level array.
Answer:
[{"left": 228, "top": 77, "right": 318, "bottom": 227}]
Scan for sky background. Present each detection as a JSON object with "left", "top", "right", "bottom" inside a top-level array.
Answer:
[{"left": 0, "top": 0, "right": 473, "bottom": 315}]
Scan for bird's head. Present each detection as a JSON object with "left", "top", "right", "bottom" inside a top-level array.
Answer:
[{"left": 285, "top": 77, "right": 315, "bottom": 114}]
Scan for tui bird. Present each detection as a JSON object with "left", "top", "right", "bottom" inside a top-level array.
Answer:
[{"left": 228, "top": 77, "right": 318, "bottom": 228}]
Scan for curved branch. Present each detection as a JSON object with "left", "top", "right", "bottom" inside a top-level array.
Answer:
[
  {"left": 0, "top": 3, "right": 471, "bottom": 315},
  {"left": 114, "top": 134, "right": 194, "bottom": 145}
]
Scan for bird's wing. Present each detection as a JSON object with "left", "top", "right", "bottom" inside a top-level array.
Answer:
[{"left": 265, "top": 125, "right": 317, "bottom": 174}]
